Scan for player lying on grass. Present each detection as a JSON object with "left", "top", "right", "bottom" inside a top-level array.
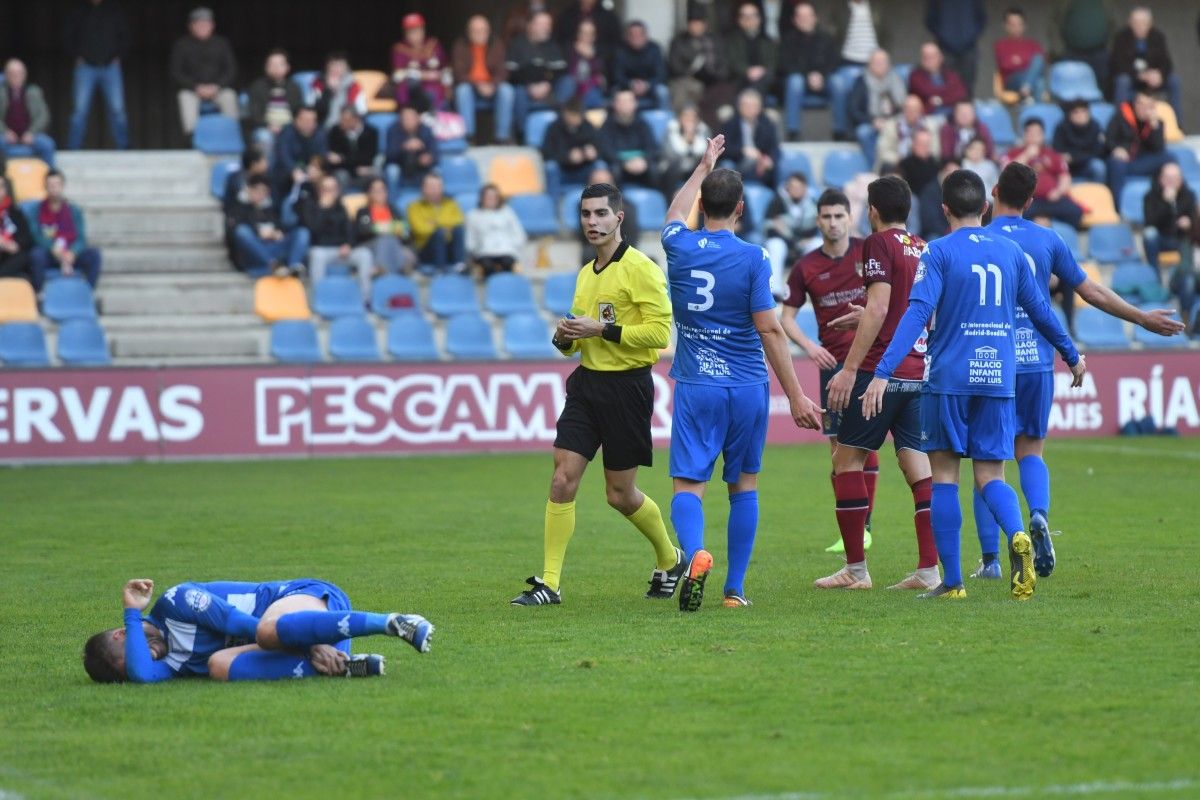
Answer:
[
  {"left": 661, "top": 134, "right": 823, "bottom": 611},
  {"left": 967, "top": 162, "right": 1186, "bottom": 581},
  {"left": 83, "top": 578, "right": 434, "bottom": 683}
]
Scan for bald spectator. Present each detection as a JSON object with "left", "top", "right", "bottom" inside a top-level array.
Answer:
[
  {"left": 939, "top": 100, "right": 994, "bottom": 163},
  {"left": 876, "top": 94, "right": 940, "bottom": 170},
  {"left": 1003, "top": 118, "right": 1083, "bottom": 228},
  {"left": 779, "top": 2, "right": 838, "bottom": 141},
  {"left": 720, "top": 88, "right": 780, "bottom": 186},
  {"left": 900, "top": 128, "right": 941, "bottom": 199},
  {"left": 1142, "top": 161, "right": 1195, "bottom": 270},
  {"left": 994, "top": 8, "right": 1047, "bottom": 104},
  {"left": 598, "top": 90, "right": 658, "bottom": 188},
  {"left": 908, "top": 42, "right": 966, "bottom": 117},
  {"left": 925, "top": 0, "right": 986, "bottom": 98},
  {"left": 452, "top": 15, "right": 514, "bottom": 144},
  {"left": 0, "top": 60, "right": 55, "bottom": 165},
  {"left": 725, "top": 2, "right": 778, "bottom": 100},
  {"left": 847, "top": 49, "right": 907, "bottom": 162},
  {"left": 613, "top": 21, "right": 669, "bottom": 110},
  {"left": 1109, "top": 7, "right": 1181, "bottom": 123},
  {"left": 169, "top": 7, "right": 238, "bottom": 135}
]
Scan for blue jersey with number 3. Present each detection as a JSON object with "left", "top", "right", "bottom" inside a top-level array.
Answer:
[{"left": 661, "top": 222, "right": 775, "bottom": 386}]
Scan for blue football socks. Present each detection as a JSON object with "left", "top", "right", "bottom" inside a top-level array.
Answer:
[
  {"left": 981, "top": 479, "right": 1025, "bottom": 543},
  {"left": 228, "top": 650, "right": 318, "bottom": 681},
  {"left": 973, "top": 487, "right": 1001, "bottom": 560},
  {"left": 725, "top": 490, "right": 759, "bottom": 595},
  {"left": 931, "top": 483, "right": 964, "bottom": 587},
  {"left": 1018, "top": 455, "right": 1051, "bottom": 518},
  {"left": 670, "top": 491, "right": 705, "bottom": 561},
  {"left": 275, "top": 610, "right": 390, "bottom": 648}
]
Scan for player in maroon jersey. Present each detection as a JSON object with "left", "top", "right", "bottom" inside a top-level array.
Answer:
[
  {"left": 779, "top": 188, "right": 881, "bottom": 554},
  {"left": 815, "top": 175, "right": 939, "bottom": 591}
]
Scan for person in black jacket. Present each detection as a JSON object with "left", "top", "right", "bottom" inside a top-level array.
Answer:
[
  {"left": 354, "top": 177, "right": 414, "bottom": 276},
  {"left": 1053, "top": 101, "right": 1107, "bottom": 184},
  {"left": 555, "top": 0, "right": 621, "bottom": 62},
  {"left": 64, "top": 0, "right": 131, "bottom": 150},
  {"left": 0, "top": 175, "right": 34, "bottom": 283},
  {"left": 778, "top": 2, "right": 838, "bottom": 140},
  {"left": 541, "top": 99, "right": 602, "bottom": 185},
  {"left": 719, "top": 88, "right": 780, "bottom": 186},
  {"left": 384, "top": 106, "right": 438, "bottom": 194},
  {"left": 612, "top": 21, "right": 669, "bottom": 110},
  {"left": 1105, "top": 91, "right": 1175, "bottom": 200},
  {"left": 227, "top": 175, "right": 309, "bottom": 277},
  {"left": 1142, "top": 161, "right": 1195, "bottom": 269},
  {"left": 270, "top": 107, "right": 329, "bottom": 203},
  {"left": 300, "top": 174, "right": 374, "bottom": 296},
  {"left": 508, "top": 13, "right": 569, "bottom": 136},
  {"left": 168, "top": 7, "right": 238, "bottom": 135},
  {"left": 598, "top": 90, "right": 659, "bottom": 188},
  {"left": 326, "top": 107, "right": 379, "bottom": 190},
  {"left": 245, "top": 48, "right": 303, "bottom": 151},
  {"left": 1109, "top": 7, "right": 1181, "bottom": 122}
]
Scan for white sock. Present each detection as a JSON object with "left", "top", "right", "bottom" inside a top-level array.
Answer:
[
  {"left": 846, "top": 561, "right": 869, "bottom": 580},
  {"left": 916, "top": 565, "right": 941, "bottom": 585}
]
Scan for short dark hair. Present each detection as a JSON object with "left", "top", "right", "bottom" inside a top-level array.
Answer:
[
  {"left": 296, "top": 105, "right": 317, "bottom": 117},
  {"left": 995, "top": 161, "right": 1038, "bottom": 208},
  {"left": 45, "top": 168, "right": 64, "bottom": 183},
  {"left": 625, "top": 20, "right": 646, "bottom": 32},
  {"left": 1065, "top": 99, "right": 1089, "bottom": 114},
  {"left": 83, "top": 630, "right": 123, "bottom": 683},
  {"left": 325, "top": 50, "right": 349, "bottom": 66},
  {"left": 786, "top": 171, "right": 808, "bottom": 184},
  {"left": 246, "top": 173, "right": 270, "bottom": 190},
  {"left": 699, "top": 168, "right": 743, "bottom": 220},
  {"left": 580, "top": 182, "right": 623, "bottom": 214},
  {"left": 1023, "top": 117, "right": 1044, "bottom": 132},
  {"left": 562, "top": 97, "right": 584, "bottom": 115},
  {"left": 941, "top": 169, "right": 987, "bottom": 218},
  {"left": 266, "top": 47, "right": 289, "bottom": 61},
  {"left": 241, "top": 146, "right": 267, "bottom": 170},
  {"left": 867, "top": 176, "right": 911, "bottom": 224},
  {"left": 1004, "top": 7, "right": 1025, "bottom": 20},
  {"left": 816, "top": 188, "right": 851, "bottom": 214}
]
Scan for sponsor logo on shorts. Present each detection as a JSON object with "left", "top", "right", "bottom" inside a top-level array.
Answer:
[{"left": 184, "top": 589, "right": 211, "bottom": 613}]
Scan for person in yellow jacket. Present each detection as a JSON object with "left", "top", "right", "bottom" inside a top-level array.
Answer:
[
  {"left": 511, "top": 182, "right": 685, "bottom": 607},
  {"left": 406, "top": 172, "right": 466, "bottom": 273}
]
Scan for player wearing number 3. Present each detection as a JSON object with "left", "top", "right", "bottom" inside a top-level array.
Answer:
[{"left": 661, "top": 134, "right": 823, "bottom": 611}]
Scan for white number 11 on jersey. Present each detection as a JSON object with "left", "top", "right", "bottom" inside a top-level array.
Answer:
[{"left": 970, "top": 263, "right": 1002, "bottom": 306}]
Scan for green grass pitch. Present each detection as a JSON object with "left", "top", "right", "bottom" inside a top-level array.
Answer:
[{"left": 2, "top": 438, "right": 1197, "bottom": 799}]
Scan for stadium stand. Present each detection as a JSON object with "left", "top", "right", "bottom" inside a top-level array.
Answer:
[
  {"left": 9, "top": 158, "right": 50, "bottom": 202},
  {"left": 484, "top": 273, "right": 538, "bottom": 316},
  {"left": 1117, "top": 178, "right": 1152, "bottom": 226},
  {"left": 0, "top": 322, "right": 50, "bottom": 365},
  {"left": 503, "top": 312, "right": 559, "bottom": 359},
  {"left": 43, "top": 277, "right": 98, "bottom": 322},
  {"left": 1087, "top": 223, "right": 1141, "bottom": 265},
  {"left": 487, "top": 151, "right": 544, "bottom": 196},
  {"left": 328, "top": 315, "right": 382, "bottom": 361},
  {"left": 210, "top": 160, "right": 239, "bottom": 200},
  {"left": 386, "top": 313, "right": 440, "bottom": 361},
  {"left": 1018, "top": 103, "right": 1064, "bottom": 142},
  {"left": 444, "top": 312, "right": 498, "bottom": 360},
  {"left": 0, "top": 277, "right": 40, "bottom": 322},
  {"left": 1074, "top": 307, "right": 1131, "bottom": 349},
  {"left": 1049, "top": 61, "right": 1103, "bottom": 103},
  {"left": 370, "top": 274, "right": 420, "bottom": 317},
  {"left": 352, "top": 70, "right": 394, "bottom": 113},
  {"left": 974, "top": 100, "right": 1016, "bottom": 148},
  {"left": 1134, "top": 305, "right": 1191, "bottom": 348},
  {"left": 1110, "top": 263, "right": 1167, "bottom": 303},
  {"left": 623, "top": 186, "right": 667, "bottom": 230},
  {"left": 428, "top": 274, "right": 481, "bottom": 317},
  {"left": 440, "top": 156, "right": 483, "bottom": 198},
  {"left": 192, "top": 115, "right": 245, "bottom": 155},
  {"left": 313, "top": 275, "right": 367, "bottom": 319},
  {"left": 821, "top": 150, "right": 869, "bottom": 190},
  {"left": 56, "top": 318, "right": 111, "bottom": 365},
  {"left": 1069, "top": 182, "right": 1120, "bottom": 227},
  {"left": 522, "top": 110, "right": 558, "bottom": 148},
  {"left": 542, "top": 273, "right": 577, "bottom": 317},
  {"left": 508, "top": 193, "right": 560, "bottom": 237},
  {"left": 269, "top": 320, "right": 321, "bottom": 363},
  {"left": 255, "top": 275, "right": 311, "bottom": 322}
]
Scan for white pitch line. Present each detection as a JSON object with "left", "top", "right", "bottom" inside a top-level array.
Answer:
[{"left": 692, "top": 777, "right": 1198, "bottom": 800}]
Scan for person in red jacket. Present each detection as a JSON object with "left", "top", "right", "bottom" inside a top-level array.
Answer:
[
  {"left": 392, "top": 13, "right": 450, "bottom": 111},
  {"left": 939, "top": 100, "right": 994, "bottom": 162},
  {"left": 907, "top": 42, "right": 966, "bottom": 117},
  {"left": 993, "top": 8, "right": 1046, "bottom": 103},
  {"left": 1002, "top": 118, "right": 1082, "bottom": 229}
]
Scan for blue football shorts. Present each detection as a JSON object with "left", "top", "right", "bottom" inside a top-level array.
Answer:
[
  {"left": 670, "top": 382, "right": 770, "bottom": 484},
  {"left": 920, "top": 393, "right": 1016, "bottom": 461},
  {"left": 1014, "top": 371, "right": 1054, "bottom": 439}
]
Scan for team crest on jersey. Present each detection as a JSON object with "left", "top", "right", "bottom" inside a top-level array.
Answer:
[
  {"left": 184, "top": 589, "right": 211, "bottom": 613},
  {"left": 914, "top": 258, "right": 928, "bottom": 283},
  {"left": 598, "top": 302, "right": 616, "bottom": 323}
]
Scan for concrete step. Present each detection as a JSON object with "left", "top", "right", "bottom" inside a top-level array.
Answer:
[
  {"left": 85, "top": 201, "right": 224, "bottom": 239},
  {"left": 98, "top": 245, "right": 231, "bottom": 274},
  {"left": 97, "top": 285, "right": 254, "bottom": 316},
  {"left": 57, "top": 150, "right": 210, "bottom": 172},
  {"left": 109, "top": 329, "right": 266, "bottom": 359},
  {"left": 112, "top": 354, "right": 270, "bottom": 367},
  {"left": 101, "top": 312, "right": 262, "bottom": 332},
  {"left": 70, "top": 182, "right": 211, "bottom": 202},
  {"left": 101, "top": 271, "right": 250, "bottom": 289}
]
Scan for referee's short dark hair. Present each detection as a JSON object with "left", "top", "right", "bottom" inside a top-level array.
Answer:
[
  {"left": 816, "top": 188, "right": 851, "bottom": 214},
  {"left": 867, "top": 176, "right": 911, "bottom": 225},
  {"left": 581, "top": 182, "right": 623, "bottom": 214},
  {"left": 941, "top": 169, "right": 987, "bottom": 219},
  {"left": 699, "top": 168, "right": 743, "bottom": 220},
  {"left": 996, "top": 161, "right": 1038, "bottom": 210}
]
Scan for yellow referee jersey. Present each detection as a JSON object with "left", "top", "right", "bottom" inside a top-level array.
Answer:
[{"left": 558, "top": 241, "right": 672, "bottom": 371}]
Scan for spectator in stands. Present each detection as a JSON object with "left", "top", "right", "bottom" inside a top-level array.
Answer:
[
  {"left": 65, "top": 0, "right": 131, "bottom": 150},
  {"left": 960, "top": 137, "right": 998, "bottom": 197},
  {"left": 779, "top": 2, "right": 839, "bottom": 141},
  {"left": 918, "top": 157, "right": 961, "bottom": 239},
  {"left": 28, "top": 169, "right": 102, "bottom": 291},
  {"left": 354, "top": 176, "right": 413, "bottom": 277},
  {"left": 994, "top": 7, "right": 1047, "bottom": 105},
  {"left": 939, "top": 100, "right": 994, "bottom": 162},
  {"left": 271, "top": 106, "right": 328, "bottom": 202},
  {"left": 563, "top": 19, "right": 608, "bottom": 108},
  {"left": 245, "top": 48, "right": 303, "bottom": 151},
  {"left": 452, "top": 15, "right": 515, "bottom": 144},
  {"left": 385, "top": 105, "right": 438, "bottom": 193},
  {"left": 661, "top": 104, "right": 711, "bottom": 196},
  {"left": 847, "top": 49, "right": 908, "bottom": 163},
  {"left": 507, "top": 12, "right": 569, "bottom": 134},
  {"left": 1003, "top": 118, "right": 1083, "bottom": 228},
  {"left": 720, "top": 88, "right": 780, "bottom": 186},
  {"left": 875, "top": 94, "right": 940, "bottom": 171},
  {"left": 908, "top": 42, "right": 967, "bottom": 117},
  {"left": 555, "top": 0, "right": 621, "bottom": 62},
  {"left": 1054, "top": 100, "right": 1107, "bottom": 184},
  {"left": 311, "top": 53, "right": 367, "bottom": 129},
  {"left": 0, "top": 174, "right": 33, "bottom": 283},
  {"left": 613, "top": 21, "right": 669, "bottom": 111},
  {"left": 222, "top": 147, "right": 269, "bottom": 216},
  {"left": 1109, "top": 7, "right": 1182, "bottom": 123},
  {"left": 228, "top": 174, "right": 309, "bottom": 277},
  {"left": 327, "top": 107, "right": 378, "bottom": 190},
  {"left": 726, "top": 3, "right": 778, "bottom": 100},
  {"left": 599, "top": 90, "right": 659, "bottom": 189},
  {"left": 925, "top": 0, "right": 986, "bottom": 98},
  {"left": 392, "top": 13, "right": 451, "bottom": 112},
  {"left": 831, "top": 0, "right": 887, "bottom": 68},
  {"left": 1050, "top": 0, "right": 1116, "bottom": 90},
  {"left": 764, "top": 172, "right": 820, "bottom": 298},
  {"left": 169, "top": 7, "right": 238, "bottom": 136},
  {"left": 899, "top": 128, "right": 941, "bottom": 200},
  {"left": 466, "top": 184, "right": 527, "bottom": 277},
  {"left": 541, "top": 98, "right": 602, "bottom": 185},
  {"left": 300, "top": 174, "right": 373, "bottom": 295},
  {"left": 0, "top": 60, "right": 55, "bottom": 167},
  {"left": 1142, "top": 162, "right": 1195, "bottom": 271},
  {"left": 408, "top": 173, "right": 466, "bottom": 274},
  {"left": 666, "top": 8, "right": 729, "bottom": 122},
  {"left": 1106, "top": 90, "right": 1174, "bottom": 200},
  {"left": 575, "top": 165, "right": 639, "bottom": 261}
]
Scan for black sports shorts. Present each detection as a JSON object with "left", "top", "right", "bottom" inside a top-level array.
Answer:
[
  {"left": 836, "top": 370, "right": 923, "bottom": 453},
  {"left": 554, "top": 365, "right": 655, "bottom": 471}
]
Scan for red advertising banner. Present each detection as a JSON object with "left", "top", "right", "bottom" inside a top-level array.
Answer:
[{"left": 0, "top": 352, "right": 1197, "bottom": 463}]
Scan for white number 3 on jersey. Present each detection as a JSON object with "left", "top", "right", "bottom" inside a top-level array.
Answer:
[{"left": 689, "top": 270, "right": 715, "bottom": 311}]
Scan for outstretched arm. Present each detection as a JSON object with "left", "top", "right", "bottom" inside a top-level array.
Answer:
[
  {"left": 1076, "top": 279, "right": 1185, "bottom": 336},
  {"left": 666, "top": 134, "right": 725, "bottom": 224}
]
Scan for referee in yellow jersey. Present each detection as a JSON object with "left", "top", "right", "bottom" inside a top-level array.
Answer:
[{"left": 511, "top": 183, "right": 684, "bottom": 606}]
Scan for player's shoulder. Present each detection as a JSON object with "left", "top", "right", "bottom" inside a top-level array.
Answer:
[
  {"left": 152, "top": 582, "right": 210, "bottom": 616},
  {"left": 618, "top": 243, "right": 666, "bottom": 280}
]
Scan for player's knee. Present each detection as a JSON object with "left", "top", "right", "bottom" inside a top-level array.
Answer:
[
  {"left": 605, "top": 485, "right": 637, "bottom": 514},
  {"left": 255, "top": 617, "right": 281, "bottom": 649},
  {"left": 550, "top": 470, "right": 579, "bottom": 501},
  {"left": 208, "top": 652, "right": 234, "bottom": 681}
]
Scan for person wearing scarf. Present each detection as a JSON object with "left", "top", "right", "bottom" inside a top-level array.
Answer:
[{"left": 29, "top": 169, "right": 102, "bottom": 290}]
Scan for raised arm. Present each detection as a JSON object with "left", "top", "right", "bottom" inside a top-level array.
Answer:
[
  {"left": 666, "top": 134, "right": 725, "bottom": 224},
  {"left": 121, "top": 579, "right": 175, "bottom": 684}
]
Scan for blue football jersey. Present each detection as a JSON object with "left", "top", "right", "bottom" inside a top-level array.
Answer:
[
  {"left": 661, "top": 222, "right": 775, "bottom": 386},
  {"left": 986, "top": 215, "right": 1087, "bottom": 374}
]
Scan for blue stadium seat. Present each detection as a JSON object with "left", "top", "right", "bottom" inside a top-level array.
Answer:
[
  {"left": 1074, "top": 307, "right": 1129, "bottom": 349},
  {"left": 386, "top": 313, "right": 440, "bottom": 361},
  {"left": 796, "top": 306, "right": 819, "bottom": 343},
  {"left": 1088, "top": 102, "right": 1115, "bottom": 131},
  {"left": 623, "top": 186, "right": 667, "bottom": 230},
  {"left": 1168, "top": 146, "right": 1200, "bottom": 185},
  {"left": 370, "top": 274, "right": 421, "bottom": 317},
  {"left": 1088, "top": 223, "right": 1140, "bottom": 264},
  {"left": 428, "top": 274, "right": 479, "bottom": 317},
  {"left": 454, "top": 191, "right": 479, "bottom": 212},
  {"left": 0, "top": 322, "right": 49, "bottom": 366},
  {"left": 504, "top": 312, "right": 559, "bottom": 359},
  {"left": 485, "top": 273, "right": 538, "bottom": 316},
  {"left": 366, "top": 112, "right": 396, "bottom": 155},
  {"left": 892, "top": 63, "right": 913, "bottom": 86},
  {"left": 542, "top": 272, "right": 578, "bottom": 316},
  {"left": 639, "top": 108, "right": 671, "bottom": 144},
  {"left": 270, "top": 320, "right": 322, "bottom": 363},
  {"left": 1018, "top": 103, "right": 1064, "bottom": 142},
  {"left": 439, "top": 135, "right": 468, "bottom": 155},
  {"left": 291, "top": 71, "right": 318, "bottom": 99},
  {"left": 522, "top": 110, "right": 558, "bottom": 148},
  {"left": 822, "top": 150, "right": 869, "bottom": 189},
  {"left": 210, "top": 160, "right": 239, "bottom": 200},
  {"left": 1109, "top": 263, "right": 1160, "bottom": 300},
  {"left": 56, "top": 318, "right": 111, "bottom": 365},
  {"left": 1118, "top": 178, "right": 1151, "bottom": 226},
  {"left": 440, "top": 155, "right": 482, "bottom": 197},
  {"left": 42, "top": 277, "right": 97, "bottom": 322},
  {"left": 559, "top": 193, "right": 578, "bottom": 229},
  {"left": 312, "top": 275, "right": 365, "bottom": 319},
  {"left": 328, "top": 316, "right": 382, "bottom": 361},
  {"left": 1050, "top": 61, "right": 1103, "bottom": 102},
  {"left": 509, "top": 193, "right": 560, "bottom": 237},
  {"left": 1133, "top": 305, "right": 1191, "bottom": 348},
  {"left": 742, "top": 183, "right": 775, "bottom": 233},
  {"left": 1051, "top": 221, "right": 1084, "bottom": 261},
  {"left": 445, "top": 313, "right": 498, "bottom": 360},
  {"left": 777, "top": 150, "right": 814, "bottom": 184},
  {"left": 192, "top": 115, "right": 244, "bottom": 155},
  {"left": 974, "top": 100, "right": 1016, "bottom": 148}
]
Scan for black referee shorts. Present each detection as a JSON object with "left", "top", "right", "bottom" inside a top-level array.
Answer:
[
  {"left": 554, "top": 365, "right": 655, "bottom": 471},
  {"left": 836, "top": 370, "right": 924, "bottom": 453}
]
